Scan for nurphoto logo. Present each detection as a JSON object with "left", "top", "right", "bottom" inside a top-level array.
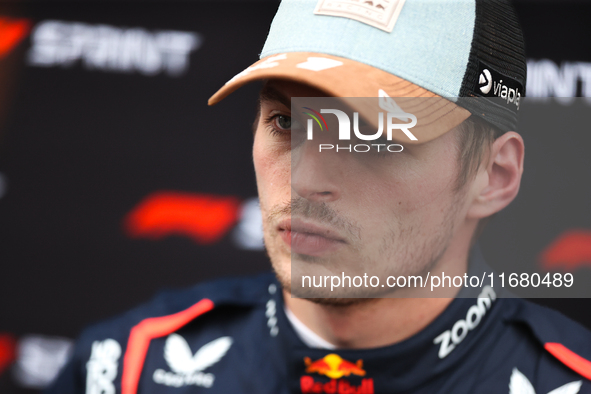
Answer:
[{"left": 303, "top": 102, "right": 416, "bottom": 153}]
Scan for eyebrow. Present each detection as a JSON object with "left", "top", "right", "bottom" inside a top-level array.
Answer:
[{"left": 258, "top": 83, "right": 291, "bottom": 109}]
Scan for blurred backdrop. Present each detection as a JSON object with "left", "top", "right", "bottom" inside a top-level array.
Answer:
[{"left": 0, "top": 1, "right": 590, "bottom": 392}]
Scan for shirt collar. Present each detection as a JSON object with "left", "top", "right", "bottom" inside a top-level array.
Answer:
[{"left": 271, "top": 245, "right": 507, "bottom": 393}]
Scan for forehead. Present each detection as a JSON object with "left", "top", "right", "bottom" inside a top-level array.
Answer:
[{"left": 259, "top": 79, "right": 330, "bottom": 107}]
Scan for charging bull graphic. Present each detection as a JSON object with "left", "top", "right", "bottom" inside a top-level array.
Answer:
[
  {"left": 301, "top": 354, "right": 374, "bottom": 394},
  {"left": 304, "top": 354, "right": 366, "bottom": 379}
]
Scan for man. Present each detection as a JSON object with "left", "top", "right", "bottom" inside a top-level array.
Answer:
[{"left": 48, "top": 0, "right": 591, "bottom": 393}]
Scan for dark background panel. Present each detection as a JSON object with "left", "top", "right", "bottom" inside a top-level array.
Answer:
[
  {"left": 0, "top": 3, "right": 279, "bottom": 391},
  {"left": 0, "top": 1, "right": 278, "bottom": 336}
]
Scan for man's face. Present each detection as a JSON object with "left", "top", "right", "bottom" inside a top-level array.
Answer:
[{"left": 253, "top": 80, "right": 473, "bottom": 298}]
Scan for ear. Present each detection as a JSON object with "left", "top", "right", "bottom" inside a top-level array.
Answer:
[{"left": 466, "top": 131, "right": 524, "bottom": 219}]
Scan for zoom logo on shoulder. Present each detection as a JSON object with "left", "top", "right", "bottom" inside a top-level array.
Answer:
[{"left": 477, "top": 62, "right": 524, "bottom": 110}]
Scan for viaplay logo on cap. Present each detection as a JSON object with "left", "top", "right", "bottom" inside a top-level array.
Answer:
[
  {"left": 477, "top": 62, "right": 523, "bottom": 110},
  {"left": 301, "top": 354, "right": 374, "bottom": 394}
]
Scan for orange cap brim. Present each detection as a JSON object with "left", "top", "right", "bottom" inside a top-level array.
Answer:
[{"left": 208, "top": 52, "right": 471, "bottom": 144}]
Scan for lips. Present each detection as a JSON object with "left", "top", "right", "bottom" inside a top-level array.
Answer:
[{"left": 278, "top": 218, "right": 346, "bottom": 256}]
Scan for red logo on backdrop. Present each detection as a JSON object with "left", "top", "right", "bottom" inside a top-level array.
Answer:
[
  {"left": 0, "top": 333, "right": 16, "bottom": 376},
  {"left": 0, "top": 17, "right": 31, "bottom": 59},
  {"left": 540, "top": 229, "right": 591, "bottom": 271},
  {"left": 124, "top": 192, "right": 241, "bottom": 244},
  {"left": 301, "top": 354, "right": 374, "bottom": 394}
]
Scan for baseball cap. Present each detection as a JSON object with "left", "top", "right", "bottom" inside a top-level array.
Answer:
[{"left": 208, "top": 0, "right": 526, "bottom": 143}]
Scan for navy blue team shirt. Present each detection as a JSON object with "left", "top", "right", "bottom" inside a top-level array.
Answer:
[{"left": 47, "top": 248, "right": 591, "bottom": 394}]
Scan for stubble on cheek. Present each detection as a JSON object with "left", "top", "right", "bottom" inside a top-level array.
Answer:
[
  {"left": 252, "top": 127, "right": 292, "bottom": 283},
  {"left": 262, "top": 207, "right": 292, "bottom": 294},
  {"left": 372, "top": 149, "right": 469, "bottom": 281},
  {"left": 376, "top": 195, "right": 463, "bottom": 282}
]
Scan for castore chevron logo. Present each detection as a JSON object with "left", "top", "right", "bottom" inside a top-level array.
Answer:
[
  {"left": 153, "top": 334, "right": 233, "bottom": 388},
  {"left": 509, "top": 368, "right": 581, "bottom": 394}
]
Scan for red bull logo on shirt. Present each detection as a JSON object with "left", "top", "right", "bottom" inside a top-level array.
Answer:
[
  {"left": 301, "top": 354, "right": 374, "bottom": 394},
  {"left": 304, "top": 354, "right": 365, "bottom": 379}
]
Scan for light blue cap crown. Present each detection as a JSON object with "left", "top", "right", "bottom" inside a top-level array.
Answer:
[{"left": 260, "top": 0, "right": 476, "bottom": 99}]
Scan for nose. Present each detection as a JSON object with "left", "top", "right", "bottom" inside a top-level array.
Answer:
[{"left": 291, "top": 139, "right": 342, "bottom": 203}]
